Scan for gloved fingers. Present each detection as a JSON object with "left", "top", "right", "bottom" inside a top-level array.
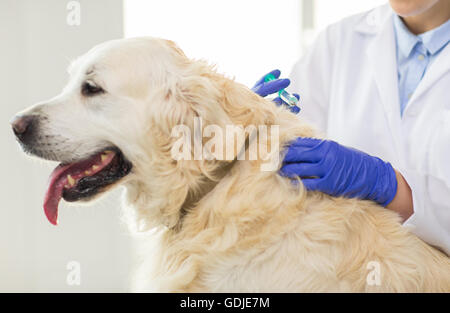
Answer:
[
  {"left": 283, "top": 143, "right": 323, "bottom": 163},
  {"left": 280, "top": 163, "right": 325, "bottom": 178},
  {"left": 255, "top": 79, "right": 291, "bottom": 97},
  {"left": 253, "top": 69, "right": 281, "bottom": 87}
]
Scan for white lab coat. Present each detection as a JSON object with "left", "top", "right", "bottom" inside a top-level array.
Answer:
[{"left": 289, "top": 4, "right": 450, "bottom": 255}]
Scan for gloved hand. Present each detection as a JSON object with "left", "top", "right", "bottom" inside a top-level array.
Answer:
[
  {"left": 252, "top": 69, "right": 300, "bottom": 114},
  {"left": 281, "top": 138, "right": 398, "bottom": 206}
]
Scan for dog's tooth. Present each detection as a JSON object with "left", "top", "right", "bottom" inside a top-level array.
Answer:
[
  {"left": 104, "top": 150, "right": 113, "bottom": 155},
  {"left": 85, "top": 170, "right": 91, "bottom": 175},
  {"left": 67, "top": 175, "right": 75, "bottom": 186},
  {"left": 92, "top": 165, "right": 99, "bottom": 171},
  {"left": 101, "top": 154, "right": 108, "bottom": 162}
]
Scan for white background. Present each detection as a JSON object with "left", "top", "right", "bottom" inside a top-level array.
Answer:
[
  {"left": 125, "top": 0, "right": 386, "bottom": 86},
  {"left": 1, "top": 0, "right": 386, "bottom": 292}
]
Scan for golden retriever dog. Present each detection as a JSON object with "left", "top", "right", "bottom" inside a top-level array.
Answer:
[{"left": 12, "top": 37, "right": 450, "bottom": 292}]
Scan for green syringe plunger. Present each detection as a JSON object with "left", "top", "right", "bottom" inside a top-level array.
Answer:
[{"left": 264, "top": 74, "right": 300, "bottom": 108}]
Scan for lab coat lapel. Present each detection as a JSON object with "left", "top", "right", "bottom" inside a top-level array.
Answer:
[
  {"left": 366, "top": 13, "right": 404, "bottom": 159},
  {"left": 408, "top": 44, "right": 450, "bottom": 106}
]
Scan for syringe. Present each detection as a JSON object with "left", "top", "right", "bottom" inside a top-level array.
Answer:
[{"left": 264, "top": 73, "right": 300, "bottom": 109}]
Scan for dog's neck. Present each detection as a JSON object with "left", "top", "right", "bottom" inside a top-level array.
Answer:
[{"left": 174, "top": 159, "right": 237, "bottom": 232}]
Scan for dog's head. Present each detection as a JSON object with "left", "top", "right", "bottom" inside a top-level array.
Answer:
[{"left": 11, "top": 37, "right": 281, "bottom": 229}]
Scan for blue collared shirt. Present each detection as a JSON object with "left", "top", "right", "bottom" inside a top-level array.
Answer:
[{"left": 393, "top": 15, "right": 450, "bottom": 116}]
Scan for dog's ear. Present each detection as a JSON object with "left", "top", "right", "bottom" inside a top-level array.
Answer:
[{"left": 173, "top": 68, "right": 278, "bottom": 163}]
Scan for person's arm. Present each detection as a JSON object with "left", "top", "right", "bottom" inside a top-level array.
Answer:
[
  {"left": 386, "top": 170, "right": 413, "bottom": 222},
  {"left": 281, "top": 138, "right": 450, "bottom": 255}
]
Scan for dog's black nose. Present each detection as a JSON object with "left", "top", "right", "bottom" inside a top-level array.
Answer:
[{"left": 11, "top": 115, "right": 35, "bottom": 141}]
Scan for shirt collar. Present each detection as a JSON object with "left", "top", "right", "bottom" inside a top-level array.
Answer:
[
  {"left": 393, "top": 14, "right": 450, "bottom": 58},
  {"left": 393, "top": 14, "right": 420, "bottom": 58},
  {"left": 419, "top": 18, "right": 450, "bottom": 55}
]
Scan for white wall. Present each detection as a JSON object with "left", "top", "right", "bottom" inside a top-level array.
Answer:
[
  {"left": 0, "top": 0, "right": 130, "bottom": 292},
  {"left": 315, "top": 0, "right": 387, "bottom": 32},
  {"left": 124, "top": 0, "right": 302, "bottom": 87}
]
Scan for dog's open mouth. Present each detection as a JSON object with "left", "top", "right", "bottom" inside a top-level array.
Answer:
[{"left": 43, "top": 148, "right": 132, "bottom": 225}]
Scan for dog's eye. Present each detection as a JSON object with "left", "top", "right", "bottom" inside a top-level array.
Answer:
[{"left": 82, "top": 80, "right": 104, "bottom": 96}]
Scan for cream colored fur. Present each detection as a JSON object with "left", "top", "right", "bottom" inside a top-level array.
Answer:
[{"left": 19, "top": 37, "right": 450, "bottom": 292}]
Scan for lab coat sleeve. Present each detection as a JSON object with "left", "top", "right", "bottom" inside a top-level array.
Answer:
[
  {"left": 401, "top": 170, "right": 450, "bottom": 255},
  {"left": 289, "top": 28, "right": 336, "bottom": 134},
  {"left": 401, "top": 115, "right": 450, "bottom": 255}
]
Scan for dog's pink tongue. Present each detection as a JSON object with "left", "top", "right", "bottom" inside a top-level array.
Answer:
[{"left": 43, "top": 164, "right": 71, "bottom": 225}]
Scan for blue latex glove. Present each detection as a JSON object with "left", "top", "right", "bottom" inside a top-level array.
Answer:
[
  {"left": 281, "top": 138, "right": 398, "bottom": 206},
  {"left": 252, "top": 69, "right": 300, "bottom": 114}
]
